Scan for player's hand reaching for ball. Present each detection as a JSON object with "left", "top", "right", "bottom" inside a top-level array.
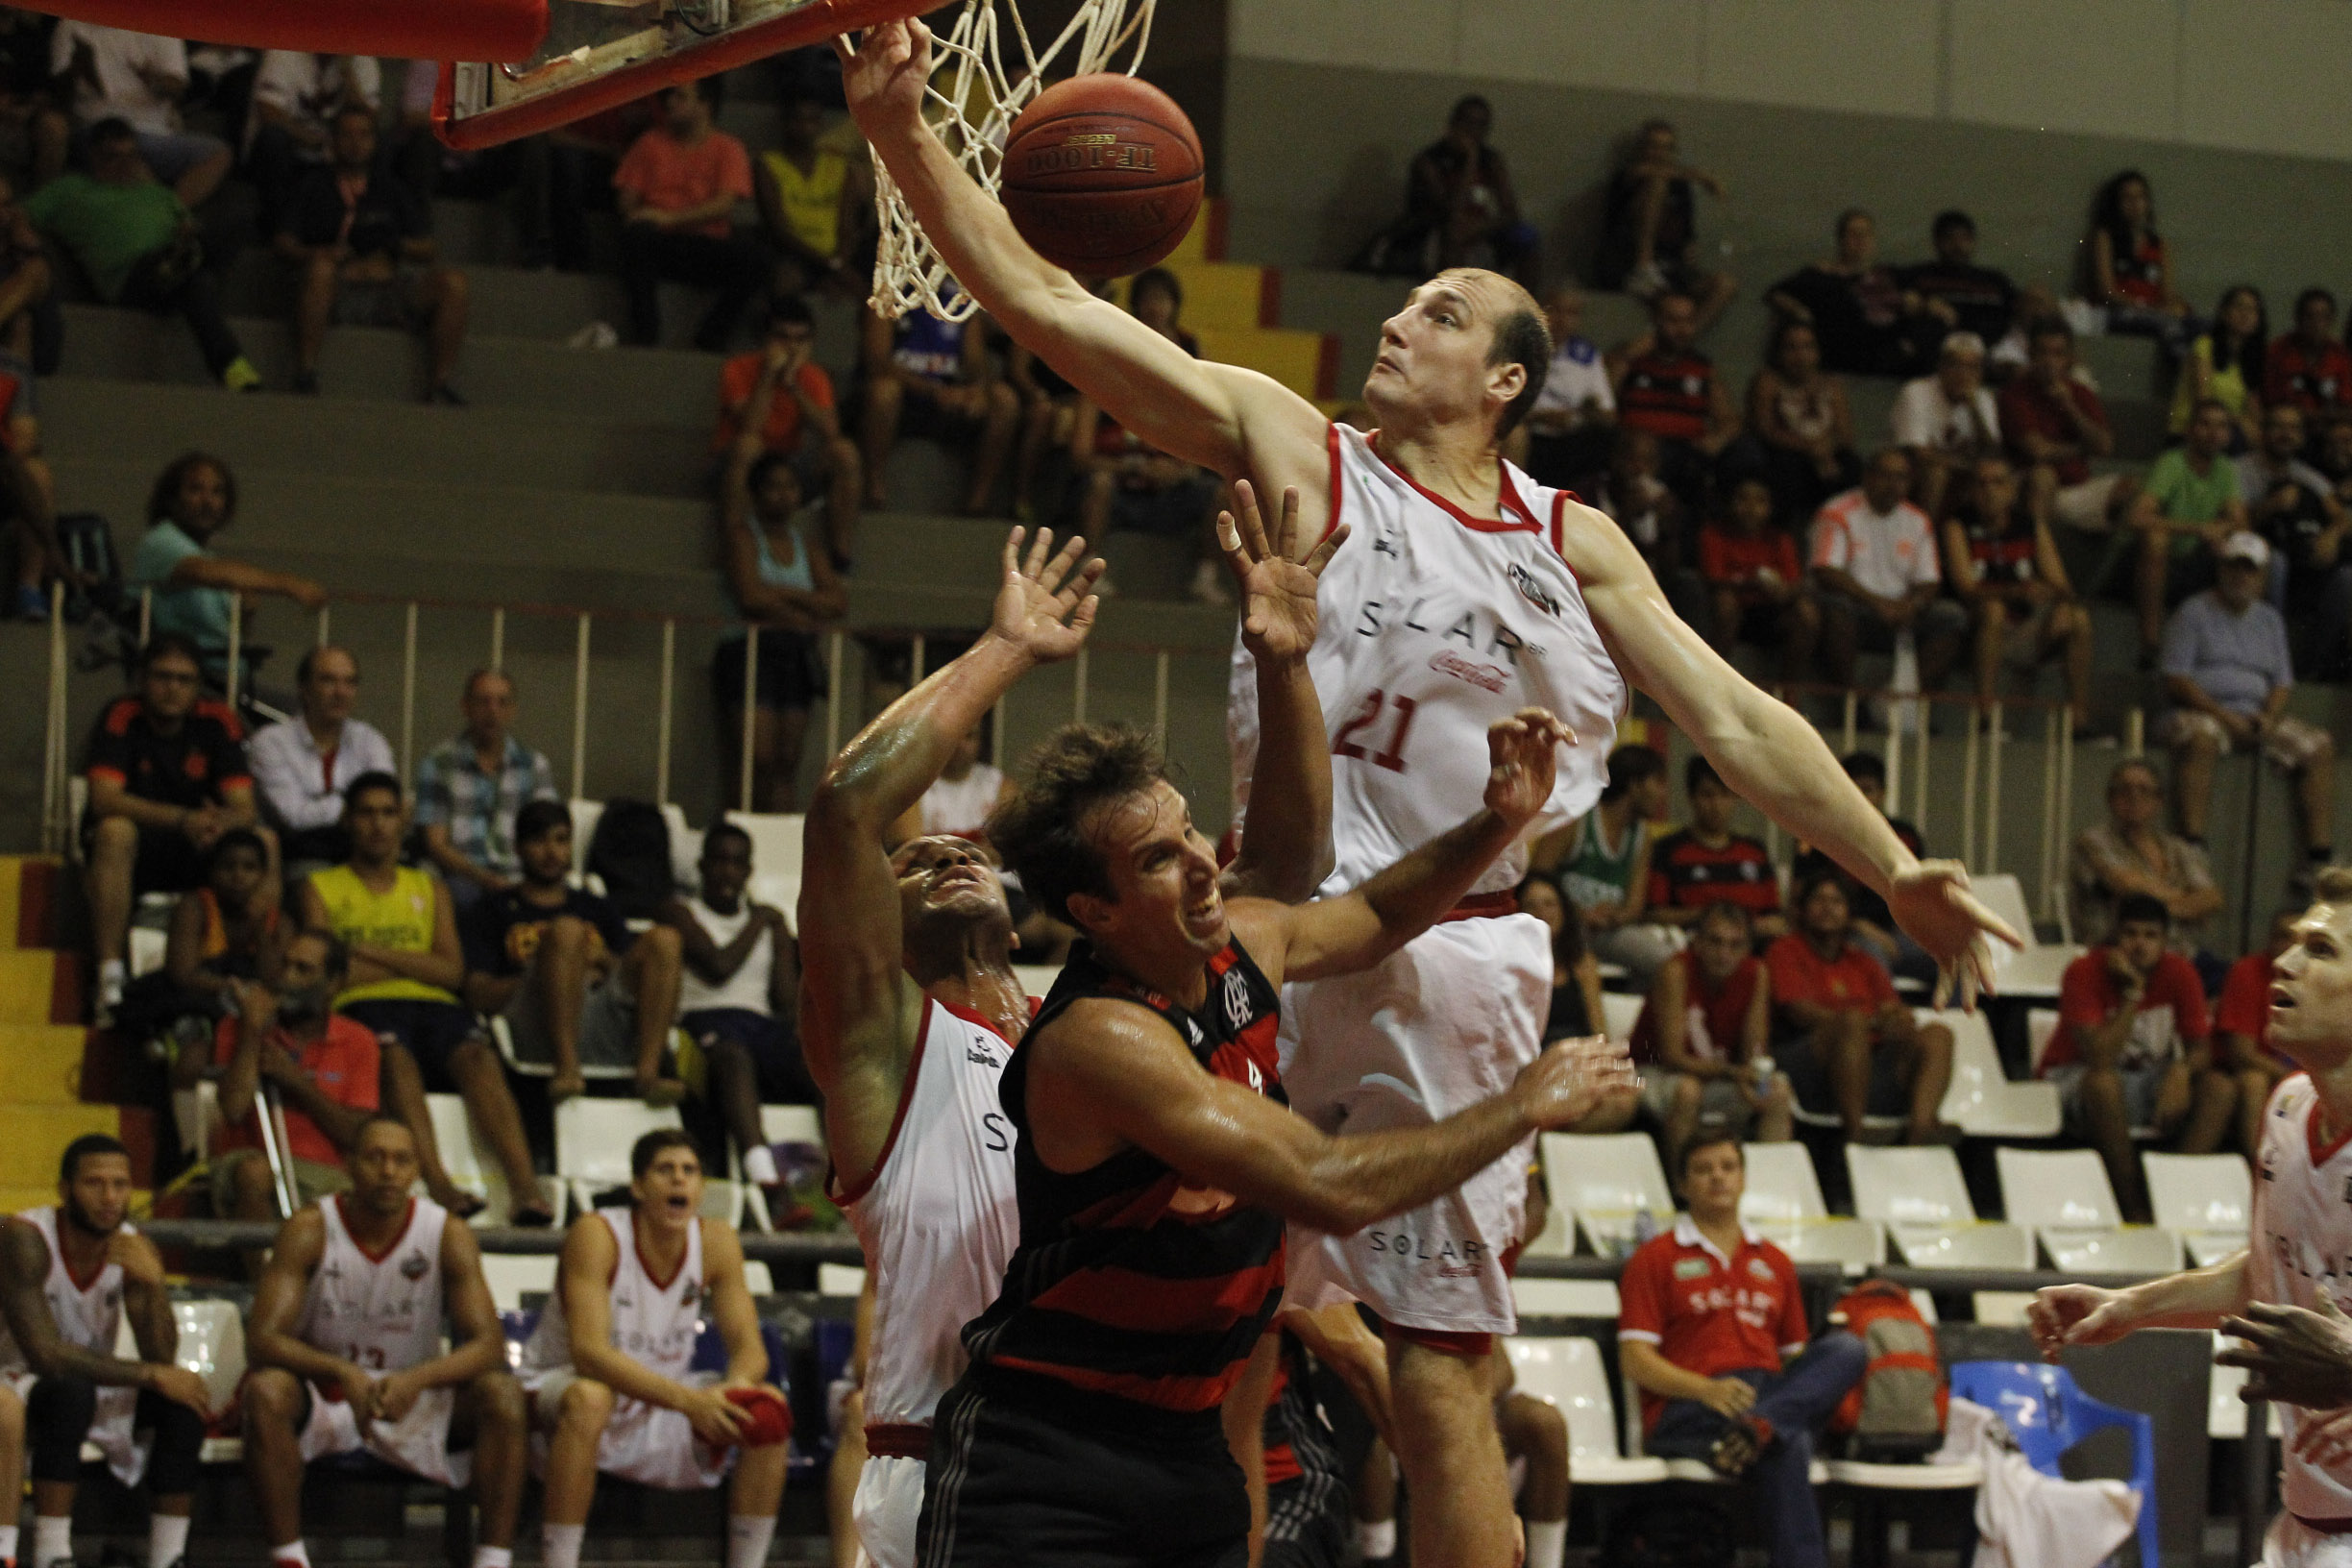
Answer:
[
  {"left": 1219, "top": 480, "right": 1347, "bottom": 666},
  {"left": 990, "top": 527, "right": 1104, "bottom": 666},
  {"left": 2026, "top": 1284, "right": 2139, "bottom": 1361},
  {"left": 2217, "top": 1294, "right": 2352, "bottom": 1410},
  {"left": 1482, "top": 709, "right": 1576, "bottom": 831},
  {"left": 1884, "top": 860, "right": 2021, "bottom": 1012},
  {"left": 1511, "top": 1036, "right": 1639, "bottom": 1132},
  {"left": 834, "top": 18, "right": 933, "bottom": 135}
]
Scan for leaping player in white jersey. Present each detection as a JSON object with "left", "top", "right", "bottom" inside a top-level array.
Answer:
[
  {"left": 798, "top": 510, "right": 1343, "bottom": 1568},
  {"left": 839, "top": 21, "right": 2019, "bottom": 1564},
  {"left": 2030, "top": 866, "right": 2352, "bottom": 1568},
  {"left": 243, "top": 1115, "right": 526, "bottom": 1568}
]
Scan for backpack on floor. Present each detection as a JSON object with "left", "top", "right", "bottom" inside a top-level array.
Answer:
[
  {"left": 54, "top": 511, "right": 122, "bottom": 625},
  {"left": 1600, "top": 1496, "right": 1734, "bottom": 1568},
  {"left": 585, "top": 798, "right": 673, "bottom": 921},
  {"left": 1827, "top": 1279, "right": 1948, "bottom": 1458}
]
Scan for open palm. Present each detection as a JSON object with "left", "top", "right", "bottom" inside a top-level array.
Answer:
[
  {"left": 1220, "top": 480, "right": 1348, "bottom": 663},
  {"left": 992, "top": 527, "right": 1104, "bottom": 664}
]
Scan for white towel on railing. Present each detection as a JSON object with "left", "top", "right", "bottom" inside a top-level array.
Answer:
[{"left": 1934, "top": 1397, "right": 2139, "bottom": 1568}]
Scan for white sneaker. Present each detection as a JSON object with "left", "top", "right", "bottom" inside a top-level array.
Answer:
[
  {"left": 1188, "top": 559, "right": 1233, "bottom": 605},
  {"left": 95, "top": 963, "right": 125, "bottom": 1029},
  {"left": 566, "top": 321, "right": 619, "bottom": 351}
]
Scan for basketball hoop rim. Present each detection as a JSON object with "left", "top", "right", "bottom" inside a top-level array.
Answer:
[{"left": 432, "top": 0, "right": 927, "bottom": 151}]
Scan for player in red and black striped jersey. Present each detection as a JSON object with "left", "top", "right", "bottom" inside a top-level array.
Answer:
[
  {"left": 1648, "top": 756, "right": 1785, "bottom": 940},
  {"left": 921, "top": 712, "right": 1636, "bottom": 1568}
]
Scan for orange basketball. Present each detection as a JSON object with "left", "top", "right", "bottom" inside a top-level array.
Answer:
[{"left": 1000, "top": 74, "right": 1204, "bottom": 278}]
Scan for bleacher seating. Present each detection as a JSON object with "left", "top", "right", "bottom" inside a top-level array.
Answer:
[
  {"left": 1847, "top": 1145, "right": 2033, "bottom": 1269},
  {"left": 2144, "top": 1152, "right": 2253, "bottom": 1266},
  {"left": 1502, "top": 1337, "right": 1667, "bottom": 1485},
  {"left": 479, "top": 1252, "right": 557, "bottom": 1312},
  {"left": 551, "top": 1096, "right": 690, "bottom": 1220},
  {"left": 425, "top": 1091, "right": 564, "bottom": 1229},
  {"left": 1540, "top": 1132, "right": 1674, "bottom": 1257},
  {"left": 1737, "top": 1141, "right": 1885, "bottom": 1268},
  {"left": 1995, "top": 1146, "right": 2185, "bottom": 1273},
  {"left": 1928, "top": 1008, "right": 2062, "bottom": 1139}
]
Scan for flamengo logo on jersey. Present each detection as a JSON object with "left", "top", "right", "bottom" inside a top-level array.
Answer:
[{"left": 1222, "top": 968, "right": 1251, "bottom": 1032}]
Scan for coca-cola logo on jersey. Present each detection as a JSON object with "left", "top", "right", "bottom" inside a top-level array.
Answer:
[{"left": 1428, "top": 650, "right": 1507, "bottom": 693}]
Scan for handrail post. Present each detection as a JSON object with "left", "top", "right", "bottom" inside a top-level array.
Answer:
[
  {"left": 2055, "top": 709, "right": 2075, "bottom": 923},
  {"left": 1152, "top": 649, "right": 1169, "bottom": 746},
  {"left": 823, "top": 630, "right": 844, "bottom": 764},
  {"left": 315, "top": 605, "right": 330, "bottom": 648},
  {"left": 1884, "top": 695, "right": 1903, "bottom": 810},
  {"left": 39, "top": 580, "right": 61, "bottom": 855},
  {"left": 655, "top": 619, "right": 674, "bottom": 810},
  {"left": 2037, "top": 707, "right": 2060, "bottom": 924},
  {"left": 225, "top": 593, "right": 242, "bottom": 710},
  {"left": 992, "top": 695, "right": 1007, "bottom": 768},
  {"left": 911, "top": 632, "right": 926, "bottom": 685},
  {"left": 740, "top": 627, "right": 759, "bottom": 815},
  {"left": 400, "top": 602, "right": 417, "bottom": 785},
  {"left": 1073, "top": 647, "right": 1089, "bottom": 723},
  {"left": 2124, "top": 706, "right": 2144, "bottom": 758},
  {"left": 1985, "top": 700, "right": 2003, "bottom": 875},
  {"left": 570, "top": 612, "right": 590, "bottom": 802},
  {"left": 490, "top": 607, "right": 504, "bottom": 672},
  {"left": 1960, "top": 704, "right": 1979, "bottom": 873},
  {"left": 1912, "top": 695, "right": 1931, "bottom": 836},
  {"left": 1840, "top": 689, "right": 1857, "bottom": 755},
  {"left": 137, "top": 587, "right": 151, "bottom": 647}
]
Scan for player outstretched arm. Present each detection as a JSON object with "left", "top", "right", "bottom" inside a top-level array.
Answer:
[
  {"left": 835, "top": 21, "right": 1326, "bottom": 491},
  {"left": 1029, "top": 1010, "right": 1634, "bottom": 1238},
  {"left": 1217, "top": 481, "right": 1349, "bottom": 903},
  {"left": 2027, "top": 1250, "right": 2251, "bottom": 1360},
  {"left": 798, "top": 527, "right": 1102, "bottom": 1186},
  {"left": 1231, "top": 710, "right": 1570, "bottom": 987},
  {"left": 1560, "top": 501, "right": 2018, "bottom": 995}
]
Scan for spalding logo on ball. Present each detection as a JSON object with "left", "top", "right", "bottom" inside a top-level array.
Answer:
[{"left": 1000, "top": 74, "right": 1205, "bottom": 279}]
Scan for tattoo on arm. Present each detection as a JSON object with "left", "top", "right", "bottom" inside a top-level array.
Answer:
[{"left": 0, "top": 1224, "right": 146, "bottom": 1387}]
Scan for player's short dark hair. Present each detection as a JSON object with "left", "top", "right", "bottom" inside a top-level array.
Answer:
[
  {"left": 354, "top": 1113, "right": 413, "bottom": 1147},
  {"left": 988, "top": 723, "right": 1167, "bottom": 927},
  {"left": 1490, "top": 297, "right": 1554, "bottom": 441},
  {"left": 1840, "top": 750, "right": 1888, "bottom": 788},
  {"left": 209, "top": 827, "right": 267, "bottom": 870},
  {"left": 138, "top": 632, "right": 204, "bottom": 674},
  {"left": 514, "top": 798, "right": 572, "bottom": 847},
  {"left": 2114, "top": 893, "right": 2171, "bottom": 933},
  {"left": 1685, "top": 754, "right": 1725, "bottom": 796},
  {"left": 1601, "top": 744, "right": 1665, "bottom": 803},
  {"left": 1695, "top": 900, "right": 1752, "bottom": 941},
  {"left": 1932, "top": 208, "right": 1975, "bottom": 239},
  {"left": 1796, "top": 867, "right": 1850, "bottom": 914},
  {"left": 60, "top": 1134, "right": 129, "bottom": 1185},
  {"left": 147, "top": 451, "right": 235, "bottom": 527},
  {"left": 704, "top": 821, "right": 752, "bottom": 860},
  {"left": 1678, "top": 1130, "right": 1743, "bottom": 1181},
  {"left": 630, "top": 1127, "right": 700, "bottom": 1178},
  {"left": 2314, "top": 867, "right": 2352, "bottom": 906},
  {"left": 2297, "top": 286, "right": 2338, "bottom": 321},
  {"left": 343, "top": 771, "right": 402, "bottom": 815}
]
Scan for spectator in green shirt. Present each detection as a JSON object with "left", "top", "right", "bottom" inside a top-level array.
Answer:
[
  {"left": 2119, "top": 398, "right": 2246, "bottom": 664},
  {"left": 23, "top": 117, "right": 257, "bottom": 389}
]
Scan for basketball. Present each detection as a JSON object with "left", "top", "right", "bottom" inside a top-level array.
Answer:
[{"left": 999, "top": 74, "right": 1204, "bottom": 278}]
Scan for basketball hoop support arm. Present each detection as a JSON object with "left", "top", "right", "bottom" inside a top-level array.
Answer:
[{"left": 22, "top": 0, "right": 548, "bottom": 62}]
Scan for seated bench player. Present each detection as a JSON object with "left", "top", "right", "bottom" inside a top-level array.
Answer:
[
  {"left": 0, "top": 1135, "right": 210, "bottom": 1568},
  {"left": 242, "top": 1115, "right": 526, "bottom": 1568},
  {"left": 521, "top": 1130, "right": 790, "bottom": 1568}
]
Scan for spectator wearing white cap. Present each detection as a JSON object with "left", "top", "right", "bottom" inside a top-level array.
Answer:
[
  {"left": 1891, "top": 331, "right": 2000, "bottom": 521},
  {"left": 2160, "top": 529, "right": 2336, "bottom": 891}
]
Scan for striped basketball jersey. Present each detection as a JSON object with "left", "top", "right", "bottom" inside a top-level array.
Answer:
[{"left": 963, "top": 939, "right": 1285, "bottom": 1412}]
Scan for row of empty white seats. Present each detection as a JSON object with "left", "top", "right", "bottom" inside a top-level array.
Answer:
[{"left": 1538, "top": 1133, "right": 2249, "bottom": 1275}]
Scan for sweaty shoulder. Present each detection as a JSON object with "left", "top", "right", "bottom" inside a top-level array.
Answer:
[{"left": 1550, "top": 495, "right": 1654, "bottom": 588}]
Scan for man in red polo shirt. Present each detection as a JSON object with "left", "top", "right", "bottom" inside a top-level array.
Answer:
[
  {"left": 2046, "top": 893, "right": 2232, "bottom": 1222},
  {"left": 1768, "top": 870, "right": 1954, "bottom": 1144},
  {"left": 207, "top": 927, "right": 380, "bottom": 1220},
  {"left": 1620, "top": 1135, "right": 1865, "bottom": 1568},
  {"left": 2217, "top": 908, "right": 2298, "bottom": 1159}
]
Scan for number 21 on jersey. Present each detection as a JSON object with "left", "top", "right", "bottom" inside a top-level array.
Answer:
[{"left": 1333, "top": 690, "right": 1417, "bottom": 773}]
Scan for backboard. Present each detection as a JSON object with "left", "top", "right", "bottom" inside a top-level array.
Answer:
[{"left": 434, "top": 0, "right": 927, "bottom": 150}]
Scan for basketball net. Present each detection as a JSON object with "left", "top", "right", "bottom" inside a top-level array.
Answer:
[{"left": 867, "top": 0, "right": 1153, "bottom": 322}]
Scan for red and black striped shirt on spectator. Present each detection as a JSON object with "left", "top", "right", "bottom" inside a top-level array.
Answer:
[
  {"left": 963, "top": 938, "right": 1287, "bottom": 1414},
  {"left": 1648, "top": 828, "right": 1781, "bottom": 919}
]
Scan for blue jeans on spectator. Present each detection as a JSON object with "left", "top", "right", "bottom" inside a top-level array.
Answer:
[{"left": 1647, "top": 1330, "right": 1868, "bottom": 1568}]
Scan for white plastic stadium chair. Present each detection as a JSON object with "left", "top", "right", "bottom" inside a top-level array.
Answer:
[
  {"left": 1012, "top": 964, "right": 1061, "bottom": 1000},
  {"left": 1924, "top": 1009, "right": 2061, "bottom": 1139},
  {"left": 2208, "top": 1331, "right": 2279, "bottom": 1437},
  {"left": 1738, "top": 1142, "right": 1884, "bottom": 1268},
  {"left": 1540, "top": 1133, "right": 1674, "bottom": 1258},
  {"left": 1599, "top": 992, "right": 1643, "bottom": 1043},
  {"left": 480, "top": 1252, "right": 557, "bottom": 1312},
  {"left": 1846, "top": 1145, "right": 2032, "bottom": 1269},
  {"left": 735, "top": 1104, "right": 827, "bottom": 1232},
  {"left": 426, "top": 1091, "right": 565, "bottom": 1228},
  {"left": 1972, "top": 873, "right": 2081, "bottom": 1000},
  {"left": 1509, "top": 1279, "right": 1621, "bottom": 1320},
  {"left": 1971, "top": 1292, "right": 2037, "bottom": 1326},
  {"left": 552, "top": 1097, "right": 687, "bottom": 1220},
  {"left": 1503, "top": 1337, "right": 1667, "bottom": 1484},
  {"left": 819, "top": 1263, "right": 869, "bottom": 1297},
  {"left": 567, "top": 799, "right": 605, "bottom": 881},
  {"left": 2144, "top": 1152, "right": 2252, "bottom": 1266},
  {"left": 1994, "top": 1147, "right": 2184, "bottom": 1274}
]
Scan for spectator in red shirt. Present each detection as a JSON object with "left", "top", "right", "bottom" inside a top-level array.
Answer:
[
  {"left": 2087, "top": 170, "right": 2193, "bottom": 356},
  {"left": 1768, "top": 870, "right": 1954, "bottom": 1144},
  {"left": 1619, "top": 1135, "right": 1865, "bottom": 1568},
  {"left": 2266, "top": 288, "right": 2352, "bottom": 427},
  {"left": 613, "top": 82, "right": 766, "bottom": 351},
  {"left": 2216, "top": 907, "right": 2298, "bottom": 1158},
  {"left": 204, "top": 927, "right": 380, "bottom": 1221},
  {"left": 1700, "top": 476, "right": 1819, "bottom": 683},
  {"left": 713, "top": 296, "right": 860, "bottom": 569},
  {"left": 2048, "top": 893, "right": 2232, "bottom": 1221},
  {"left": 2000, "top": 317, "right": 2134, "bottom": 536},
  {"left": 1648, "top": 755, "right": 1786, "bottom": 939},
  {"left": 1629, "top": 901, "right": 1792, "bottom": 1160}
]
